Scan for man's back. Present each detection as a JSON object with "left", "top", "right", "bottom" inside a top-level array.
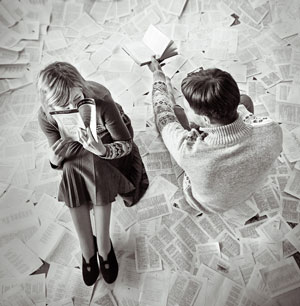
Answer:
[
  {"left": 149, "top": 67, "right": 283, "bottom": 214},
  {"left": 178, "top": 107, "right": 282, "bottom": 213}
]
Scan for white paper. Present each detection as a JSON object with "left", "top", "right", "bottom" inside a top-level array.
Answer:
[
  {"left": 167, "top": 272, "right": 204, "bottom": 306},
  {"left": 196, "top": 242, "right": 220, "bottom": 265},
  {"left": 217, "top": 230, "right": 241, "bottom": 258},
  {"left": 46, "top": 262, "right": 93, "bottom": 304},
  {"left": 0, "top": 238, "right": 43, "bottom": 278},
  {"left": 0, "top": 274, "right": 46, "bottom": 305},
  {"left": 139, "top": 271, "right": 170, "bottom": 306},
  {"left": 135, "top": 235, "right": 162, "bottom": 273},
  {"left": 208, "top": 255, "right": 244, "bottom": 286},
  {"left": 171, "top": 215, "right": 209, "bottom": 252},
  {"left": 136, "top": 193, "right": 172, "bottom": 222},
  {"left": 26, "top": 221, "right": 80, "bottom": 267},
  {"left": 284, "top": 169, "right": 300, "bottom": 199},
  {"left": 285, "top": 223, "right": 300, "bottom": 252},
  {"left": 259, "top": 257, "right": 300, "bottom": 298}
]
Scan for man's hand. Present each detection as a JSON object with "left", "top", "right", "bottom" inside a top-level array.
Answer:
[
  {"left": 78, "top": 127, "right": 107, "bottom": 156},
  {"left": 49, "top": 138, "right": 72, "bottom": 166},
  {"left": 147, "top": 56, "right": 163, "bottom": 73}
]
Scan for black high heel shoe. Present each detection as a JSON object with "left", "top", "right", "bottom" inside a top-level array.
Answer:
[
  {"left": 82, "top": 236, "right": 99, "bottom": 286},
  {"left": 98, "top": 240, "right": 118, "bottom": 284}
]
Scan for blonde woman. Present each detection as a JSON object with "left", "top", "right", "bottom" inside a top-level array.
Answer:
[{"left": 37, "top": 62, "right": 148, "bottom": 285}]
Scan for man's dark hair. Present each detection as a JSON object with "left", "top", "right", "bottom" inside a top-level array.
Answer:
[{"left": 181, "top": 68, "right": 240, "bottom": 124}]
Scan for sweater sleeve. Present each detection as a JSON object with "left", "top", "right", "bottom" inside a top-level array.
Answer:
[
  {"left": 38, "top": 107, "right": 60, "bottom": 147},
  {"left": 99, "top": 97, "right": 133, "bottom": 159},
  {"left": 152, "top": 71, "right": 190, "bottom": 164},
  {"left": 38, "top": 108, "right": 83, "bottom": 169}
]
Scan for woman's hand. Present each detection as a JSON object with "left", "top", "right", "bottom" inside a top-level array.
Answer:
[
  {"left": 78, "top": 127, "right": 107, "bottom": 156},
  {"left": 49, "top": 138, "right": 72, "bottom": 166},
  {"left": 147, "top": 56, "right": 163, "bottom": 73}
]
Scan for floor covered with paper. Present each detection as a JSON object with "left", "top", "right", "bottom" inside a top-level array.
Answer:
[{"left": 0, "top": 0, "right": 300, "bottom": 305}]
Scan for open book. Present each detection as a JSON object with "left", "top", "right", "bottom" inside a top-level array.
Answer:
[
  {"left": 49, "top": 98, "right": 97, "bottom": 142},
  {"left": 122, "top": 24, "right": 178, "bottom": 66}
]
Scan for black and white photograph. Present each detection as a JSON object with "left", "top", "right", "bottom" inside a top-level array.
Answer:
[{"left": 0, "top": 0, "right": 300, "bottom": 305}]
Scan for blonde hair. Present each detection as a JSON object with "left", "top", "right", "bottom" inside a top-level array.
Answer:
[{"left": 37, "top": 62, "right": 92, "bottom": 113}]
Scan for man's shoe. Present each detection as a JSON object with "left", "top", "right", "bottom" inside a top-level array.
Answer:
[
  {"left": 98, "top": 240, "right": 118, "bottom": 284},
  {"left": 82, "top": 236, "right": 99, "bottom": 286}
]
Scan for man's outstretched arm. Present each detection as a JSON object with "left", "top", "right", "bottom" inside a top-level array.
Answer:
[{"left": 148, "top": 57, "right": 195, "bottom": 164}]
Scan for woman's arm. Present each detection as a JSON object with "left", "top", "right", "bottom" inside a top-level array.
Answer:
[
  {"left": 101, "top": 98, "right": 133, "bottom": 159},
  {"left": 78, "top": 99, "right": 133, "bottom": 159},
  {"left": 38, "top": 108, "right": 81, "bottom": 168},
  {"left": 102, "top": 139, "right": 133, "bottom": 159},
  {"left": 38, "top": 108, "right": 61, "bottom": 147}
]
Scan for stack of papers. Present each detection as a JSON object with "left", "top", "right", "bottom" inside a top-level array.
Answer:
[{"left": 1, "top": 0, "right": 300, "bottom": 305}]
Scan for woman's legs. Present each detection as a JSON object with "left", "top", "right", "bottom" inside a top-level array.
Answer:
[
  {"left": 94, "top": 203, "right": 118, "bottom": 284},
  {"left": 69, "top": 205, "right": 95, "bottom": 262},
  {"left": 93, "top": 203, "right": 112, "bottom": 261}
]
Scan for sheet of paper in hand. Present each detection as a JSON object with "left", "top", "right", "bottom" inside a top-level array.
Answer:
[
  {"left": 49, "top": 98, "right": 97, "bottom": 142},
  {"left": 121, "top": 24, "right": 178, "bottom": 66}
]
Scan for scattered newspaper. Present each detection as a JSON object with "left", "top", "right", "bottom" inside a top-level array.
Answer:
[{"left": 0, "top": 0, "right": 300, "bottom": 305}]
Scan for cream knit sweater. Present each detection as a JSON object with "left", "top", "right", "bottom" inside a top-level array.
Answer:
[{"left": 152, "top": 71, "right": 283, "bottom": 213}]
